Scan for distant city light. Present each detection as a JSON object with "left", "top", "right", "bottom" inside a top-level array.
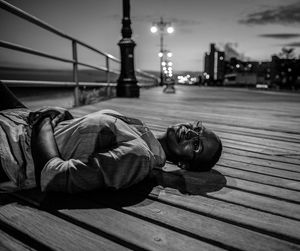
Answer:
[
  {"left": 161, "top": 61, "right": 166, "bottom": 66},
  {"left": 167, "top": 52, "right": 173, "bottom": 57},
  {"left": 150, "top": 26, "right": 158, "bottom": 33},
  {"left": 248, "top": 63, "right": 252, "bottom": 68},
  {"left": 205, "top": 74, "right": 210, "bottom": 79},
  {"left": 168, "top": 62, "right": 173, "bottom": 66},
  {"left": 168, "top": 67, "right": 172, "bottom": 71},
  {"left": 219, "top": 56, "right": 224, "bottom": 60},
  {"left": 167, "top": 26, "right": 174, "bottom": 33},
  {"left": 158, "top": 52, "right": 163, "bottom": 57},
  {"left": 163, "top": 67, "right": 167, "bottom": 71},
  {"left": 236, "top": 64, "right": 240, "bottom": 68},
  {"left": 288, "top": 68, "right": 292, "bottom": 72}
]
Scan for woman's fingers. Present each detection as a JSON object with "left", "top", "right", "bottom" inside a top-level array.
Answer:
[{"left": 51, "top": 113, "right": 64, "bottom": 127}]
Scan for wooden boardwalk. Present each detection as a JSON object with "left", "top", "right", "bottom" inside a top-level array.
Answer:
[{"left": 1, "top": 86, "right": 300, "bottom": 250}]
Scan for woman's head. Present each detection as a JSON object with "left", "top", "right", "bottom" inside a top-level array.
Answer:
[{"left": 162, "top": 121, "right": 222, "bottom": 171}]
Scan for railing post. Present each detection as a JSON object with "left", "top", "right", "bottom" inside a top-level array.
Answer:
[
  {"left": 106, "top": 56, "right": 110, "bottom": 84},
  {"left": 117, "top": 0, "right": 139, "bottom": 97},
  {"left": 72, "top": 40, "right": 79, "bottom": 106},
  {"left": 105, "top": 56, "right": 111, "bottom": 96}
]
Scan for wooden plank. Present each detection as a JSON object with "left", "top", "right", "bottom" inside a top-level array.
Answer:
[
  {"left": 215, "top": 165, "right": 300, "bottom": 191},
  {"left": 218, "top": 159, "right": 300, "bottom": 182},
  {"left": 222, "top": 139, "right": 300, "bottom": 158},
  {"left": 224, "top": 175, "right": 300, "bottom": 203},
  {"left": 0, "top": 228, "right": 35, "bottom": 251},
  {"left": 0, "top": 203, "right": 129, "bottom": 251},
  {"left": 222, "top": 151, "right": 300, "bottom": 169},
  {"left": 207, "top": 187, "right": 300, "bottom": 220},
  {"left": 217, "top": 131, "right": 300, "bottom": 153}
]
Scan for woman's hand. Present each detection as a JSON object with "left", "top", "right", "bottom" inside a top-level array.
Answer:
[{"left": 29, "top": 107, "right": 73, "bottom": 128}]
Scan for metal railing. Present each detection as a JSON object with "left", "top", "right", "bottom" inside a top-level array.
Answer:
[{"left": 0, "top": 0, "right": 158, "bottom": 105}]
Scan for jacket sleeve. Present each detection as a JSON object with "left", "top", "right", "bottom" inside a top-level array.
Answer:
[
  {"left": 40, "top": 140, "right": 155, "bottom": 192},
  {"left": 40, "top": 157, "right": 103, "bottom": 193}
]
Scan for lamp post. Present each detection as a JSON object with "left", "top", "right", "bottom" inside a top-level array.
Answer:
[
  {"left": 161, "top": 51, "right": 173, "bottom": 78},
  {"left": 151, "top": 17, "right": 174, "bottom": 86},
  {"left": 117, "top": 0, "right": 139, "bottom": 97}
]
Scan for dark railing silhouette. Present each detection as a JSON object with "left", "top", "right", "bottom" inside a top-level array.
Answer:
[{"left": 0, "top": 0, "right": 158, "bottom": 105}]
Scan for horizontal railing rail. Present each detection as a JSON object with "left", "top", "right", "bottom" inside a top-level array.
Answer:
[{"left": 0, "top": 0, "right": 158, "bottom": 105}]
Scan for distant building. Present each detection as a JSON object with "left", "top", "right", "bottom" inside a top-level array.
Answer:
[
  {"left": 203, "top": 43, "right": 225, "bottom": 85},
  {"left": 203, "top": 43, "right": 300, "bottom": 89},
  {"left": 270, "top": 55, "right": 300, "bottom": 89}
]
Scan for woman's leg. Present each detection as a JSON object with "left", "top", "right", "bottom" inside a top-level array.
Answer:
[{"left": 0, "top": 81, "right": 27, "bottom": 110}]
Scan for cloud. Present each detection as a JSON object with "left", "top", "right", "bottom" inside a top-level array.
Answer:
[
  {"left": 282, "top": 42, "right": 300, "bottom": 47},
  {"left": 239, "top": 1, "right": 300, "bottom": 25},
  {"left": 259, "top": 33, "right": 300, "bottom": 39}
]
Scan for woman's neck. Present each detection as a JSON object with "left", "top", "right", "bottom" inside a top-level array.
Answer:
[{"left": 156, "top": 132, "right": 172, "bottom": 160}]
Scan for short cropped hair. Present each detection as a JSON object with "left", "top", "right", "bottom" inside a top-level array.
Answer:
[{"left": 188, "top": 137, "right": 222, "bottom": 172}]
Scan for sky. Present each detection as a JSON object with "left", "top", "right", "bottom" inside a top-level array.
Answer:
[{"left": 0, "top": 0, "right": 300, "bottom": 72}]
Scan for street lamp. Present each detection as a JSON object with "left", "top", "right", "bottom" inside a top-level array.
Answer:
[
  {"left": 151, "top": 17, "right": 174, "bottom": 85},
  {"left": 117, "top": 0, "right": 139, "bottom": 97}
]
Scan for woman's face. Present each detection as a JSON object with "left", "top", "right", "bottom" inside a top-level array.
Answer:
[
  {"left": 166, "top": 122, "right": 220, "bottom": 170},
  {"left": 166, "top": 122, "right": 204, "bottom": 163}
]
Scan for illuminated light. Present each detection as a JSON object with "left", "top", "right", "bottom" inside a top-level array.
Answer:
[
  {"left": 187, "top": 74, "right": 190, "bottom": 78},
  {"left": 167, "top": 52, "right": 173, "bottom": 57},
  {"left": 236, "top": 64, "right": 240, "bottom": 68},
  {"left": 288, "top": 68, "right": 292, "bottom": 72},
  {"left": 163, "top": 67, "right": 167, "bottom": 71},
  {"left": 161, "top": 62, "right": 166, "bottom": 66},
  {"left": 248, "top": 63, "right": 252, "bottom": 68},
  {"left": 150, "top": 26, "right": 158, "bottom": 33},
  {"left": 169, "top": 73, "right": 173, "bottom": 77},
  {"left": 164, "top": 70, "right": 168, "bottom": 74},
  {"left": 168, "top": 62, "right": 173, "bottom": 66},
  {"left": 167, "top": 26, "right": 174, "bottom": 33},
  {"left": 168, "top": 67, "right": 172, "bottom": 71},
  {"left": 219, "top": 56, "right": 224, "bottom": 60},
  {"left": 158, "top": 52, "right": 163, "bottom": 57},
  {"left": 205, "top": 74, "right": 210, "bottom": 79}
]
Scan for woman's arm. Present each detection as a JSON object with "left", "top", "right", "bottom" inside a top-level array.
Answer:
[
  {"left": 31, "top": 117, "right": 60, "bottom": 188},
  {"left": 31, "top": 115, "right": 102, "bottom": 193}
]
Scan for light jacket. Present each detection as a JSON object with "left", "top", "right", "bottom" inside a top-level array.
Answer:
[{"left": 0, "top": 108, "right": 166, "bottom": 193}]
